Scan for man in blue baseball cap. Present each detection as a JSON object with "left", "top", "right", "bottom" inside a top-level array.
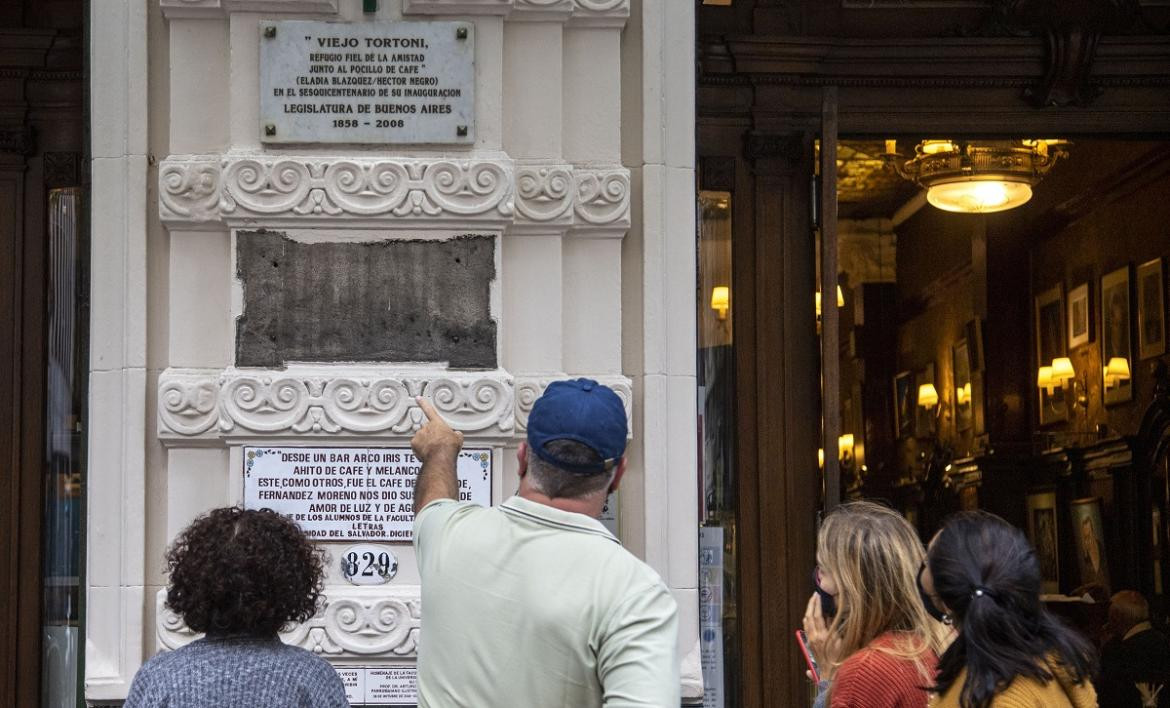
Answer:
[{"left": 410, "top": 379, "right": 679, "bottom": 707}]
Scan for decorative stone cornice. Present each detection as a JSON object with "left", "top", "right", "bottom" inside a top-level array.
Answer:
[
  {"left": 571, "top": 166, "right": 631, "bottom": 236},
  {"left": 511, "top": 0, "right": 575, "bottom": 21},
  {"left": 402, "top": 0, "right": 513, "bottom": 15},
  {"left": 514, "top": 163, "right": 575, "bottom": 228},
  {"left": 401, "top": 0, "right": 627, "bottom": 25},
  {"left": 157, "top": 367, "right": 515, "bottom": 444},
  {"left": 158, "top": 368, "right": 635, "bottom": 443},
  {"left": 159, "top": 0, "right": 338, "bottom": 19},
  {"left": 159, "top": 154, "right": 515, "bottom": 229},
  {"left": 515, "top": 375, "right": 632, "bottom": 434},
  {"left": 157, "top": 586, "right": 421, "bottom": 657},
  {"left": 159, "top": 155, "right": 630, "bottom": 235},
  {"left": 568, "top": 0, "right": 629, "bottom": 28}
]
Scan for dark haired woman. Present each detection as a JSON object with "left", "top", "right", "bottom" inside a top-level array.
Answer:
[
  {"left": 921, "top": 511, "right": 1097, "bottom": 708},
  {"left": 124, "top": 507, "right": 348, "bottom": 707}
]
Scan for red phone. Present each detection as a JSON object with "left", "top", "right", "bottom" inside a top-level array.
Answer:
[{"left": 796, "top": 629, "right": 820, "bottom": 683}]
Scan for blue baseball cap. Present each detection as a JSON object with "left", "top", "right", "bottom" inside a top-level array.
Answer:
[{"left": 527, "top": 378, "right": 628, "bottom": 475}]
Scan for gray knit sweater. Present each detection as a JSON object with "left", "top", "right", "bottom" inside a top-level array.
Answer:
[{"left": 124, "top": 634, "right": 350, "bottom": 707}]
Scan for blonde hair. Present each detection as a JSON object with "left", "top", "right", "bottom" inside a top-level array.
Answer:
[{"left": 818, "top": 501, "right": 949, "bottom": 684}]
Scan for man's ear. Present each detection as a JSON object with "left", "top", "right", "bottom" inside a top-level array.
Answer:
[
  {"left": 608, "top": 456, "right": 627, "bottom": 494},
  {"left": 517, "top": 441, "right": 529, "bottom": 478}
]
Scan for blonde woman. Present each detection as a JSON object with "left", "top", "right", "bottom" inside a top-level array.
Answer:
[{"left": 803, "top": 501, "right": 949, "bottom": 708}]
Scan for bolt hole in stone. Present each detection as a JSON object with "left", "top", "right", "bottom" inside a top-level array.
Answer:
[{"left": 234, "top": 231, "right": 497, "bottom": 368}]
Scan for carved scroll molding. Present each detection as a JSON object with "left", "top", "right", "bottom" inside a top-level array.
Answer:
[
  {"left": 514, "top": 374, "right": 633, "bottom": 434},
  {"left": 571, "top": 166, "right": 631, "bottom": 236},
  {"left": 157, "top": 366, "right": 515, "bottom": 444},
  {"left": 401, "top": 0, "right": 627, "bottom": 24},
  {"left": 159, "top": 155, "right": 629, "bottom": 236},
  {"left": 568, "top": 0, "right": 629, "bottom": 28},
  {"left": 402, "top": 0, "right": 514, "bottom": 15},
  {"left": 514, "top": 163, "right": 576, "bottom": 228},
  {"left": 157, "top": 585, "right": 422, "bottom": 658},
  {"left": 160, "top": 154, "right": 515, "bottom": 229},
  {"left": 511, "top": 0, "right": 575, "bottom": 22},
  {"left": 159, "top": 0, "right": 339, "bottom": 19}
]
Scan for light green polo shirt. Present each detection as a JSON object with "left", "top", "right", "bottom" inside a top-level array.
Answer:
[{"left": 413, "top": 496, "right": 679, "bottom": 708}]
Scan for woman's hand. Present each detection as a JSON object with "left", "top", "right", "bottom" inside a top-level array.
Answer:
[{"left": 803, "top": 593, "right": 842, "bottom": 681}]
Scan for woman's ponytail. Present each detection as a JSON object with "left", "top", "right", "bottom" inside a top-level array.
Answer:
[{"left": 930, "top": 512, "right": 1096, "bottom": 708}]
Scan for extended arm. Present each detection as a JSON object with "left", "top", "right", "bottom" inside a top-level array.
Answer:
[{"left": 411, "top": 396, "right": 463, "bottom": 516}]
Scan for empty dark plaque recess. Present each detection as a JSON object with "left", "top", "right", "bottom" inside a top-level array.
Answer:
[{"left": 236, "top": 231, "right": 496, "bottom": 368}]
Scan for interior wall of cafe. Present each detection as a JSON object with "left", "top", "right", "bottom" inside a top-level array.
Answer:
[
  {"left": 858, "top": 140, "right": 1170, "bottom": 505},
  {"left": 86, "top": 0, "right": 699, "bottom": 702}
]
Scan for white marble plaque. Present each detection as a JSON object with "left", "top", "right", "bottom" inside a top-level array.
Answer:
[
  {"left": 335, "top": 665, "right": 417, "bottom": 705},
  {"left": 260, "top": 20, "right": 475, "bottom": 144},
  {"left": 243, "top": 446, "right": 491, "bottom": 541}
]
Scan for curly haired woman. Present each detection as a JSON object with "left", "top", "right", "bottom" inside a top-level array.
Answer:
[{"left": 124, "top": 507, "right": 348, "bottom": 707}]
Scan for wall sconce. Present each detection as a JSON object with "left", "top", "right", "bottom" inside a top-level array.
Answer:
[
  {"left": 838, "top": 433, "right": 854, "bottom": 461},
  {"left": 1050, "top": 357, "right": 1075, "bottom": 386},
  {"left": 818, "top": 448, "right": 824, "bottom": 468},
  {"left": 918, "top": 383, "right": 939, "bottom": 409},
  {"left": 815, "top": 286, "right": 845, "bottom": 317},
  {"left": 711, "top": 286, "right": 730, "bottom": 321},
  {"left": 1036, "top": 365, "right": 1056, "bottom": 395},
  {"left": 1104, "top": 357, "right": 1131, "bottom": 389},
  {"left": 955, "top": 382, "right": 972, "bottom": 406}
]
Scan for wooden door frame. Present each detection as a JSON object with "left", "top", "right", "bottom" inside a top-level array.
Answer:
[
  {"left": 699, "top": 10, "right": 1170, "bottom": 706},
  {"left": 1, "top": 18, "right": 85, "bottom": 706}
]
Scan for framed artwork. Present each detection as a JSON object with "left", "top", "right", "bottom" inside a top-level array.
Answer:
[
  {"left": 1067, "top": 283, "right": 1091, "bottom": 350},
  {"left": 1034, "top": 285, "right": 1067, "bottom": 425},
  {"left": 915, "top": 363, "right": 936, "bottom": 438},
  {"left": 1138, "top": 257, "right": 1166, "bottom": 360},
  {"left": 1101, "top": 265, "right": 1134, "bottom": 405},
  {"left": 971, "top": 371, "right": 986, "bottom": 436},
  {"left": 893, "top": 371, "right": 913, "bottom": 439},
  {"left": 953, "top": 339, "right": 972, "bottom": 432},
  {"left": 1154, "top": 506, "right": 1164, "bottom": 597},
  {"left": 1026, "top": 491, "right": 1060, "bottom": 594},
  {"left": 965, "top": 319, "right": 985, "bottom": 372},
  {"left": 1070, "top": 497, "right": 1111, "bottom": 593}
]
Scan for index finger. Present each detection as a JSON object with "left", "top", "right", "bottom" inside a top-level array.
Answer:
[{"left": 416, "top": 396, "right": 445, "bottom": 424}]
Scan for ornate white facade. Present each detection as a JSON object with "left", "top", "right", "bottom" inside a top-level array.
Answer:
[{"left": 88, "top": 0, "right": 697, "bottom": 702}]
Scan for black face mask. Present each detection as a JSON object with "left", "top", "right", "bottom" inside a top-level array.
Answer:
[
  {"left": 917, "top": 562, "right": 949, "bottom": 623},
  {"left": 813, "top": 568, "right": 838, "bottom": 618}
]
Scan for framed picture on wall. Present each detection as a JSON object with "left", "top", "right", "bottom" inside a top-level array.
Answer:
[
  {"left": 1101, "top": 265, "right": 1134, "bottom": 405},
  {"left": 1034, "top": 285, "right": 1066, "bottom": 425},
  {"left": 915, "top": 363, "right": 936, "bottom": 438},
  {"left": 965, "top": 319, "right": 984, "bottom": 372},
  {"left": 1026, "top": 491, "right": 1060, "bottom": 594},
  {"left": 1070, "top": 497, "right": 1111, "bottom": 593},
  {"left": 1068, "top": 283, "right": 1091, "bottom": 350},
  {"left": 1138, "top": 258, "right": 1166, "bottom": 360},
  {"left": 893, "top": 371, "right": 913, "bottom": 439},
  {"left": 953, "top": 339, "right": 972, "bottom": 432}
]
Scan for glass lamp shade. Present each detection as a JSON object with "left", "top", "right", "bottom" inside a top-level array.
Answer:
[
  {"left": 1050, "top": 357, "right": 1075, "bottom": 383},
  {"left": 710, "top": 286, "right": 730, "bottom": 319},
  {"left": 1104, "top": 357, "right": 1132, "bottom": 387},
  {"left": 917, "top": 383, "right": 939, "bottom": 408},
  {"left": 838, "top": 434, "right": 854, "bottom": 458},
  {"left": 1037, "top": 365, "right": 1055, "bottom": 393},
  {"left": 926, "top": 178, "right": 1033, "bottom": 214}
]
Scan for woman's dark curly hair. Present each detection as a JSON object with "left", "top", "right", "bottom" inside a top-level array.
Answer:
[{"left": 165, "top": 507, "right": 326, "bottom": 636}]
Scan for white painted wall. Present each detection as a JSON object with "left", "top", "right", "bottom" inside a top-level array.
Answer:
[{"left": 88, "top": 0, "right": 697, "bottom": 701}]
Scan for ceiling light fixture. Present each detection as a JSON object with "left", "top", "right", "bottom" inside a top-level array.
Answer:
[{"left": 883, "top": 139, "right": 1069, "bottom": 214}]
